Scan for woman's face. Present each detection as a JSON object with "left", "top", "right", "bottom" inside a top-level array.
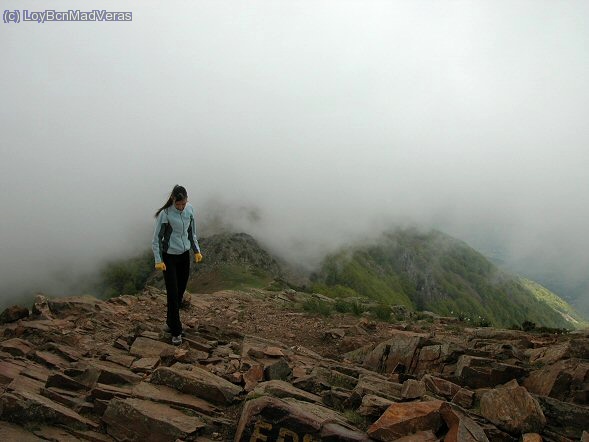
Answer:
[{"left": 174, "top": 198, "right": 187, "bottom": 211}]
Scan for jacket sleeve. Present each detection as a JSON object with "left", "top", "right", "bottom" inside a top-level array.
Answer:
[
  {"left": 188, "top": 208, "right": 201, "bottom": 254},
  {"left": 152, "top": 210, "right": 167, "bottom": 263}
]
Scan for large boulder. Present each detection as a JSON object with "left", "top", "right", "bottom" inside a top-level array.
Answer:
[
  {"left": 367, "top": 400, "right": 444, "bottom": 440},
  {"left": 480, "top": 380, "right": 546, "bottom": 435},
  {"left": 234, "top": 395, "right": 371, "bottom": 441},
  {"left": 455, "top": 355, "right": 528, "bottom": 388},
  {"left": 362, "top": 331, "right": 427, "bottom": 374},
  {"left": 535, "top": 395, "right": 589, "bottom": 440},
  {"left": 524, "top": 358, "right": 589, "bottom": 404}
]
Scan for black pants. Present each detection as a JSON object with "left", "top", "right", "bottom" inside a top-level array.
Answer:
[{"left": 162, "top": 251, "right": 190, "bottom": 336}]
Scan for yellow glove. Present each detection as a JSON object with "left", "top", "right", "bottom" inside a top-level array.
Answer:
[
  {"left": 194, "top": 252, "right": 203, "bottom": 263},
  {"left": 155, "top": 262, "right": 166, "bottom": 271}
]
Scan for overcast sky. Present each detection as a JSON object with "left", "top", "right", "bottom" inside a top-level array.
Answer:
[{"left": 1, "top": 1, "right": 588, "bottom": 311}]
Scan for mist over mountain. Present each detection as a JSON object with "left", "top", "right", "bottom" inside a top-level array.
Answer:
[{"left": 1, "top": 1, "right": 588, "bottom": 316}]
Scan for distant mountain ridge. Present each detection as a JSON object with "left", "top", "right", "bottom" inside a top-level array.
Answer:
[
  {"left": 310, "top": 228, "right": 587, "bottom": 329},
  {"left": 144, "top": 229, "right": 586, "bottom": 329}
]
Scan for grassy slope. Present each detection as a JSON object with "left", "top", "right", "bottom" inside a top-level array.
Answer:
[{"left": 312, "top": 229, "right": 585, "bottom": 329}]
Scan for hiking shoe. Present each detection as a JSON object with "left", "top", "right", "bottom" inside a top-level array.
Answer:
[
  {"left": 171, "top": 335, "right": 182, "bottom": 345},
  {"left": 163, "top": 325, "right": 185, "bottom": 336}
]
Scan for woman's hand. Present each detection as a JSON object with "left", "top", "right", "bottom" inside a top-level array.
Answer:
[
  {"left": 155, "top": 262, "right": 166, "bottom": 271},
  {"left": 194, "top": 253, "right": 203, "bottom": 263}
]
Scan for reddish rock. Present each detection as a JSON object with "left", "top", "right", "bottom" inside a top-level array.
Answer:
[
  {"left": 480, "top": 380, "right": 546, "bottom": 434},
  {"left": 0, "top": 305, "right": 29, "bottom": 324},
  {"left": 30, "top": 350, "right": 69, "bottom": 369},
  {"left": 349, "top": 374, "right": 402, "bottom": 406},
  {"left": 440, "top": 402, "right": 489, "bottom": 442},
  {"left": 150, "top": 365, "right": 242, "bottom": 405},
  {"left": 45, "top": 342, "right": 83, "bottom": 362},
  {"left": 129, "top": 336, "right": 177, "bottom": 358},
  {"left": 102, "top": 397, "right": 205, "bottom": 441},
  {"left": 47, "top": 295, "right": 103, "bottom": 317},
  {"left": 363, "top": 331, "right": 427, "bottom": 374},
  {"left": 131, "top": 381, "right": 217, "bottom": 414},
  {"left": 0, "top": 338, "right": 34, "bottom": 356},
  {"left": 0, "top": 360, "right": 24, "bottom": 384},
  {"left": 324, "top": 328, "right": 346, "bottom": 339},
  {"left": 356, "top": 394, "right": 395, "bottom": 420},
  {"left": 401, "top": 379, "right": 426, "bottom": 399},
  {"left": 521, "top": 433, "right": 542, "bottom": 442},
  {"left": 0, "top": 389, "right": 99, "bottom": 430},
  {"left": 104, "top": 352, "right": 136, "bottom": 368},
  {"left": 526, "top": 343, "right": 569, "bottom": 365},
  {"left": 423, "top": 374, "right": 462, "bottom": 398},
  {"left": 367, "top": 400, "right": 444, "bottom": 440},
  {"left": 130, "top": 357, "right": 160, "bottom": 373},
  {"left": 45, "top": 372, "right": 88, "bottom": 391},
  {"left": 249, "top": 380, "right": 321, "bottom": 403},
  {"left": 243, "top": 363, "right": 264, "bottom": 391},
  {"left": 451, "top": 388, "right": 474, "bottom": 408},
  {"left": 524, "top": 359, "right": 589, "bottom": 404},
  {"left": 234, "top": 395, "right": 369, "bottom": 441},
  {"left": 395, "top": 430, "right": 438, "bottom": 441},
  {"left": 8, "top": 374, "right": 45, "bottom": 394},
  {"left": 263, "top": 346, "right": 285, "bottom": 357},
  {"left": 82, "top": 360, "right": 143, "bottom": 385},
  {"left": 456, "top": 355, "right": 528, "bottom": 389}
]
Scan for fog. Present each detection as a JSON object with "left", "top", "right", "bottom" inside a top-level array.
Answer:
[{"left": 1, "top": 1, "right": 588, "bottom": 314}]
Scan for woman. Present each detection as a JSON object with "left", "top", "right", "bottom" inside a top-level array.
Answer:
[{"left": 152, "top": 185, "right": 203, "bottom": 345}]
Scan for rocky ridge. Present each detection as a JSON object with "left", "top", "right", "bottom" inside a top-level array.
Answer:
[{"left": 0, "top": 288, "right": 587, "bottom": 441}]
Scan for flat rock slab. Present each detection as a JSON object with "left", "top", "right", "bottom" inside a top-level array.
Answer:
[
  {"left": 131, "top": 357, "right": 160, "bottom": 373},
  {"left": 30, "top": 350, "right": 70, "bottom": 369},
  {"left": 456, "top": 355, "right": 528, "bottom": 389},
  {"left": 234, "top": 395, "right": 371, "bottom": 441},
  {"left": 81, "top": 360, "right": 143, "bottom": 385},
  {"left": 132, "top": 381, "right": 217, "bottom": 415},
  {"left": 103, "top": 397, "right": 205, "bottom": 441},
  {"left": 47, "top": 295, "right": 104, "bottom": 317},
  {"left": 150, "top": 364, "right": 242, "bottom": 405},
  {"left": 129, "top": 336, "right": 177, "bottom": 358},
  {"left": 0, "top": 389, "right": 99, "bottom": 430},
  {"left": 0, "top": 338, "right": 34, "bottom": 356}
]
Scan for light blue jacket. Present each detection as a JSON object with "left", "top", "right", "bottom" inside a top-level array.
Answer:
[{"left": 152, "top": 203, "right": 201, "bottom": 264}]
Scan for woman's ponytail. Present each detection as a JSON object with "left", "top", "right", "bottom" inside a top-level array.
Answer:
[{"left": 155, "top": 185, "right": 188, "bottom": 217}]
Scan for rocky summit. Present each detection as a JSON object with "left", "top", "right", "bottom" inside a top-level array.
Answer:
[{"left": 0, "top": 288, "right": 587, "bottom": 441}]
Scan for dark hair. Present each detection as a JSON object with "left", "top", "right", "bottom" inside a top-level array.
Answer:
[{"left": 155, "top": 185, "right": 188, "bottom": 217}]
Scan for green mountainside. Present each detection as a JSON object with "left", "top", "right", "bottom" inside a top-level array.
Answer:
[
  {"left": 99, "top": 230, "right": 587, "bottom": 330},
  {"left": 310, "top": 229, "right": 588, "bottom": 329}
]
